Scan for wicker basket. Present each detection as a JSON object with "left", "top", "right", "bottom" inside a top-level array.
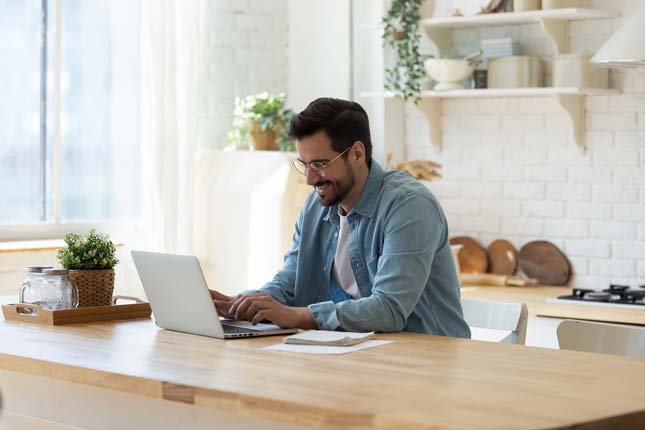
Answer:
[
  {"left": 249, "top": 122, "right": 279, "bottom": 151},
  {"left": 68, "top": 269, "right": 115, "bottom": 307}
]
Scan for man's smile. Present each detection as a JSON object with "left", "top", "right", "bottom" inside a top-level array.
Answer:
[{"left": 315, "top": 181, "right": 331, "bottom": 193}]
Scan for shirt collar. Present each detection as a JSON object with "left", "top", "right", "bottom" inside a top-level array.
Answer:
[{"left": 322, "top": 160, "right": 384, "bottom": 222}]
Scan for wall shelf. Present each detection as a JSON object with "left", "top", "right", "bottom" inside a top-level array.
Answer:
[
  {"left": 363, "top": 87, "right": 618, "bottom": 98},
  {"left": 361, "top": 87, "right": 619, "bottom": 151},
  {"left": 421, "top": 8, "right": 619, "bottom": 28},
  {"left": 360, "top": 6, "right": 621, "bottom": 156},
  {"left": 421, "top": 8, "right": 620, "bottom": 55}
]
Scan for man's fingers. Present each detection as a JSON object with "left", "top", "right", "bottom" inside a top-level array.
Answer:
[
  {"left": 234, "top": 297, "right": 257, "bottom": 321},
  {"left": 229, "top": 295, "right": 247, "bottom": 315},
  {"left": 246, "top": 300, "right": 270, "bottom": 320},
  {"left": 209, "top": 289, "right": 232, "bottom": 301},
  {"left": 252, "top": 309, "right": 270, "bottom": 325},
  {"left": 243, "top": 298, "right": 270, "bottom": 320},
  {"left": 230, "top": 294, "right": 266, "bottom": 317},
  {"left": 213, "top": 299, "right": 231, "bottom": 315}
]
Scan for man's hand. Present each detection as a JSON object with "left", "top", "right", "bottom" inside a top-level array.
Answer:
[
  {"left": 229, "top": 293, "right": 317, "bottom": 329},
  {"left": 209, "top": 289, "right": 236, "bottom": 318}
]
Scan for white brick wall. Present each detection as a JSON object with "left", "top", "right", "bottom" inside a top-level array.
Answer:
[
  {"left": 419, "top": 0, "right": 645, "bottom": 287},
  {"left": 199, "top": 0, "right": 288, "bottom": 148}
]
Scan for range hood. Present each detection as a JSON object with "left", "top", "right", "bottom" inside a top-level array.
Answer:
[{"left": 590, "top": 1, "right": 645, "bottom": 68}]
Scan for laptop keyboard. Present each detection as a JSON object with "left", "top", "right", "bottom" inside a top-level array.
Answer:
[{"left": 223, "top": 325, "right": 262, "bottom": 334}]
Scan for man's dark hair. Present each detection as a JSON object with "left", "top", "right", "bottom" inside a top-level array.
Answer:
[{"left": 288, "top": 98, "right": 372, "bottom": 167}]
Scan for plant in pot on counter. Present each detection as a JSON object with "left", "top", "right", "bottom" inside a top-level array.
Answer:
[
  {"left": 57, "top": 229, "right": 119, "bottom": 308},
  {"left": 382, "top": 0, "right": 425, "bottom": 103},
  {"left": 226, "top": 92, "right": 295, "bottom": 152}
]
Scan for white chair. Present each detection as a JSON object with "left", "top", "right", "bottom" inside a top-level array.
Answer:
[
  {"left": 557, "top": 319, "right": 645, "bottom": 358},
  {"left": 461, "top": 299, "right": 528, "bottom": 345}
]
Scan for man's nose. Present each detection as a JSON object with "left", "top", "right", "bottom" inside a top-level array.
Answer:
[{"left": 305, "top": 168, "right": 320, "bottom": 186}]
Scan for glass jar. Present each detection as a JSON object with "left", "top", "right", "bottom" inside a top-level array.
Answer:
[
  {"left": 19, "top": 266, "right": 53, "bottom": 307},
  {"left": 41, "top": 268, "right": 79, "bottom": 310},
  {"left": 19, "top": 267, "right": 78, "bottom": 310}
]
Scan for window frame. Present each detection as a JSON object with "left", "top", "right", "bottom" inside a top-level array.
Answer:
[
  {"left": 0, "top": 220, "right": 141, "bottom": 242},
  {"left": 0, "top": 0, "right": 141, "bottom": 241}
]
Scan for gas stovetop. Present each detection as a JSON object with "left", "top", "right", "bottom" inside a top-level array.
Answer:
[{"left": 546, "top": 285, "right": 645, "bottom": 310}]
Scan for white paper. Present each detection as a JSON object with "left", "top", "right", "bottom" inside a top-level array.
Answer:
[{"left": 263, "top": 340, "right": 393, "bottom": 355}]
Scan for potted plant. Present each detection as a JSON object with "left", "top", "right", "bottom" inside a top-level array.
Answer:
[
  {"left": 382, "top": 0, "right": 425, "bottom": 103},
  {"left": 226, "top": 92, "right": 295, "bottom": 152},
  {"left": 57, "top": 229, "right": 119, "bottom": 307}
]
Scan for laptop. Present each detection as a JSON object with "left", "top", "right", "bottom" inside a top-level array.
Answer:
[{"left": 131, "top": 250, "right": 298, "bottom": 339}]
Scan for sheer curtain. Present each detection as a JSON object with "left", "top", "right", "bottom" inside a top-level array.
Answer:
[{"left": 139, "top": 0, "right": 201, "bottom": 253}]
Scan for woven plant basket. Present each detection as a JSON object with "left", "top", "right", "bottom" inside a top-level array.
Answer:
[
  {"left": 68, "top": 269, "right": 115, "bottom": 307},
  {"left": 249, "top": 122, "right": 279, "bottom": 151}
]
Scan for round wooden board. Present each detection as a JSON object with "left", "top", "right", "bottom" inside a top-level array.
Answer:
[
  {"left": 518, "top": 241, "right": 571, "bottom": 285},
  {"left": 487, "top": 239, "right": 518, "bottom": 275},
  {"left": 449, "top": 236, "right": 488, "bottom": 274}
]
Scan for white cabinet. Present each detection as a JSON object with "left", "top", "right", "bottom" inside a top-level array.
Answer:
[{"left": 192, "top": 150, "right": 309, "bottom": 294}]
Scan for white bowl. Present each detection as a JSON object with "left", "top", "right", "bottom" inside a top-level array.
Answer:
[{"left": 424, "top": 58, "right": 475, "bottom": 91}]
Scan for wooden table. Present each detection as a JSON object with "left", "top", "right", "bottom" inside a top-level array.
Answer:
[
  {"left": 460, "top": 285, "right": 645, "bottom": 325},
  {"left": 1, "top": 311, "right": 645, "bottom": 429}
]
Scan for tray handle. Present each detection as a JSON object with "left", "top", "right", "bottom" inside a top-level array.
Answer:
[
  {"left": 11, "top": 303, "right": 43, "bottom": 318},
  {"left": 112, "top": 295, "right": 145, "bottom": 305}
]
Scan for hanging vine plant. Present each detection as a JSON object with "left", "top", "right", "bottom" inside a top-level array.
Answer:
[{"left": 382, "top": 0, "right": 424, "bottom": 103}]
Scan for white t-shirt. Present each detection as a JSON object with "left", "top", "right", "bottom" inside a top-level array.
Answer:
[{"left": 331, "top": 211, "right": 361, "bottom": 299}]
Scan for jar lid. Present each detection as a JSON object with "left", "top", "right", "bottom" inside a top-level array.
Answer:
[
  {"left": 26, "top": 266, "right": 54, "bottom": 273},
  {"left": 43, "top": 268, "right": 69, "bottom": 275}
]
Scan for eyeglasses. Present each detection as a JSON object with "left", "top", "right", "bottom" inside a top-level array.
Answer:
[{"left": 292, "top": 146, "right": 351, "bottom": 177}]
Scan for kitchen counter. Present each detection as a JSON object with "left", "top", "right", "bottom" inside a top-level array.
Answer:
[
  {"left": 460, "top": 285, "right": 645, "bottom": 325},
  {"left": 1, "top": 307, "right": 645, "bottom": 429}
]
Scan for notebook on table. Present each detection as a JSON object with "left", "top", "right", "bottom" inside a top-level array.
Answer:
[{"left": 284, "top": 330, "right": 375, "bottom": 346}]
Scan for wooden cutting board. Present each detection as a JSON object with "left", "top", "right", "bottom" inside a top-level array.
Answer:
[
  {"left": 487, "top": 239, "right": 518, "bottom": 275},
  {"left": 460, "top": 273, "right": 538, "bottom": 287},
  {"left": 449, "top": 236, "right": 488, "bottom": 274},
  {"left": 518, "top": 241, "right": 571, "bottom": 286}
]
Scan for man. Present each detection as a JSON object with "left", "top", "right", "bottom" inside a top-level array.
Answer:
[{"left": 211, "top": 98, "right": 470, "bottom": 337}]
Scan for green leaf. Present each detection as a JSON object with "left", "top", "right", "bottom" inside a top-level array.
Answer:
[
  {"left": 382, "top": 0, "right": 424, "bottom": 103},
  {"left": 57, "top": 229, "right": 119, "bottom": 270},
  {"left": 227, "top": 92, "right": 295, "bottom": 151}
]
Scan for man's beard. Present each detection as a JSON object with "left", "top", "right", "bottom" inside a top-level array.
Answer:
[{"left": 315, "top": 161, "right": 355, "bottom": 207}]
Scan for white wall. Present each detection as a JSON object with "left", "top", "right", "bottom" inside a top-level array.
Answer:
[
  {"left": 288, "top": 0, "right": 352, "bottom": 112},
  {"left": 405, "top": 0, "right": 645, "bottom": 287},
  {"left": 199, "top": 0, "right": 353, "bottom": 145},
  {"left": 198, "top": 0, "right": 290, "bottom": 149}
]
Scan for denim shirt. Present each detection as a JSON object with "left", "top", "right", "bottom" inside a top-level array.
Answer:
[{"left": 248, "top": 161, "right": 470, "bottom": 338}]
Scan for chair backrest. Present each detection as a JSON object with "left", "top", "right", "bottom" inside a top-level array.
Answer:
[
  {"left": 557, "top": 319, "right": 645, "bottom": 358},
  {"left": 461, "top": 298, "right": 528, "bottom": 345}
]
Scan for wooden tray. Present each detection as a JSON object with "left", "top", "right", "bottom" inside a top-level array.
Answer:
[{"left": 2, "top": 295, "right": 151, "bottom": 325}]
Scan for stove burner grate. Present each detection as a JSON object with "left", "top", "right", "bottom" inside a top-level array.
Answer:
[{"left": 558, "top": 285, "right": 645, "bottom": 306}]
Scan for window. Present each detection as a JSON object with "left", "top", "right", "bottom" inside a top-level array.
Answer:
[{"left": 0, "top": 0, "right": 141, "bottom": 227}]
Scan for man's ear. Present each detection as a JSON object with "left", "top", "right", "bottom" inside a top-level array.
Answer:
[{"left": 352, "top": 141, "right": 365, "bottom": 164}]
